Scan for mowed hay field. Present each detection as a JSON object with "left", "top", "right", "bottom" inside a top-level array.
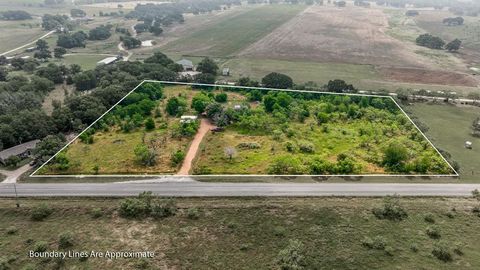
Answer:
[
  {"left": 1, "top": 197, "right": 480, "bottom": 269},
  {"left": 161, "top": 4, "right": 306, "bottom": 57},
  {"left": 408, "top": 103, "right": 480, "bottom": 182},
  {"left": 0, "top": 20, "right": 45, "bottom": 53}
]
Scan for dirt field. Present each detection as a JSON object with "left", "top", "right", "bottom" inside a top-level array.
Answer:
[{"left": 239, "top": 5, "right": 477, "bottom": 87}]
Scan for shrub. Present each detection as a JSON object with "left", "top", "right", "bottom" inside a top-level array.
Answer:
[
  {"left": 134, "top": 144, "right": 157, "bottom": 167},
  {"left": 58, "top": 232, "right": 74, "bottom": 249},
  {"left": 6, "top": 226, "right": 18, "bottom": 235},
  {"left": 33, "top": 241, "right": 48, "bottom": 252},
  {"left": 273, "top": 226, "right": 286, "bottom": 237},
  {"left": 432, "top": 242, "right": 452, "bottom": 262},
  {"left": 0, "top": 257, "right": 9, "bottom": 270},
  {"left": 426, "top": 226, "right": 441, "bottom": 239},
  {"left": 372, "top": 196, "right": 408, "bottom": 221},
  {"left": 385, "top": 246, "right": 395, "bottom": 256},
  {"left": 298, "top": 142, "right": 315, "bottom": 153},
  {"left": 31, "top": 203, "right": 53, "bottom": 221},
  {"left": 410, "top": 243, "right": 419, "bottom": 253},
  {"left": 119, "top": 197, "right": 150, "bottom": 219},
  {"left": 361, "top": 236, "right": 386, "bottom": 250},
  {"left": 276, "top": 239, "right": 305, "bottom": 270},
  {"left": 237, "top": 142, "right": 261, "bottom": 149},
  {"left": 144, "top": 117, "right": 155, "bottom": 131},
  {"left": 90, "top": 208, "right": 103, "bottom": 218},
  {"left": 424, "top": 213, "right": 435, "bottom": 223},
  {"left": 285, "top": 141, "right": 297, "bottom": 152},
  {"left": 170, "top": 150, "right": 185, "bottom": 166},
  {"left": 186, "top": 208, "right": 200, "bottom": 220},
  {"left": 453, "top": 242, "right": 464, "bottom": 256},
  {"left": 150, "top": 199, "right": 177, "bottom": 219}
]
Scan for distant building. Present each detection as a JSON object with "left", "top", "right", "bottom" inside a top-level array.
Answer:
[
  {"left": 20, "top": 56, "right": 30, "bottom": 59},
  {"left": 97, "top": 56, "right": 122, "bottom": 66},
  {"left": 465, "top": 141, "right": 473, "bottom": 149},
  {"left": 176, "top": 59, "right": 194, "bottom": 71},
  {"left": 222, "top": 67, "right": 230, "bottom": 76},
  {"left": 25, "top": 47, "right": 35, "bottom": 52},
  {"left": 180, "top": 115, "right": 198, "bottom": 123},
  {"left": 0, "top": 140, "right": 40, "bottom": 166}
]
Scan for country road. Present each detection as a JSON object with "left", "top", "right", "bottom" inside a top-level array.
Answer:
[
  {"left": 0, "top": 30, "right": 56, "bottom": 56},
  {"left": 1, "top": 182, "right": 480, "bottom": 197}
]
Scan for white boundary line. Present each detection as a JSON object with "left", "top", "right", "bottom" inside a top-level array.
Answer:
[{"left": 30, "top": 80, "right": 459, "bottom": 178}]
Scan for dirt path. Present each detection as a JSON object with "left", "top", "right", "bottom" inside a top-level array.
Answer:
[
  {"left": 177, "top": 119, "right": 215, "bottom": 175},
  {"left": 0, "top": 164, "right": 32, "bottom": 183}
]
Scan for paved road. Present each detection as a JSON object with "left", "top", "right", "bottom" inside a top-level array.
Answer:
[{"left": 1, "top": 182, "right": 480, "bottom": 197}]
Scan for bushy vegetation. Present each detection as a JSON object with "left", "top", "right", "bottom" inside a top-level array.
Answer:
[
  {"left": 30, "top": 203, "right": 53, "bottom": 221},
  {"left": 119, "top": 192, "right": 177, "bottom": 219},
  {"left": 372, "top": 196, "right": 408, "bottom": 221}
]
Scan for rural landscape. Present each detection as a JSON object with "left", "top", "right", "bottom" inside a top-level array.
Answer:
[{"left": 0, "top": 0, "right": 480, "bottom": 269}]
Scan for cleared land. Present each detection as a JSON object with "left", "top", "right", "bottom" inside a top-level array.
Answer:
[
  {"left": 1, "top": 197, "right": 480, "bottom": 269},
  {"left": 0, "top": 20, "right": 45, "bottom": 54},
  {"left": 408, "top": 103, "right": 480, "bottom": 182},
  {"left": 161, "top": 4, "right": 306, "bottom": 57}
]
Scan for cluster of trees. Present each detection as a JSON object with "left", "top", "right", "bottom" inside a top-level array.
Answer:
[
  {"left": 88, "top": 25, "right": 112, "bottom": 40},
  {"left": 0, "top": 10, "right": 32, "bottom": 20},
  {"left": 70, "top": 8, "right": 86, "bottom": 18},
  {"left": 442, "top": 16, "right": 464, "bottom": 26},
  {"left": 120, "top": 36, "right": 141, "bottom": 49},
  {"left": 416, "top": 34, "right": 462, "bottom": 51},
  {"left": 41, "top": 14, "right": 71, "bottom": 31},
  {"left": 33, "top": 39, "right": 52, "bottom": 61},
  {"left": 57, "top": 31, "right": 88, "bottom": 48}
]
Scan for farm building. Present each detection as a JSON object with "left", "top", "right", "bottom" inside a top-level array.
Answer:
[
  {"left": 176, "top": 59, "right": 194, "bottom": 71},
  {"left": 180, "top": 115, "right": 198, "bottom": 123},
  {"left": 97, "top": 56, "right": 122, "bottom": 66},
  {"left": 0, "top": 140, "right": 39, "bottom": 166}
]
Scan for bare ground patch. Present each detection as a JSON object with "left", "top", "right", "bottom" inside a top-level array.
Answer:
[{"left": 380, "top": 67, "right": 479, "bottom": 87}]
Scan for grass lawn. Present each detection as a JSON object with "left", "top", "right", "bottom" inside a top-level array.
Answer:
[
  {"left": 54, "top": 54, "right": 112, "bottom": 70},
  {"left": 1, "top": 197, "right": 480, "bottom": 269},
  {"left": 161, "top": 5, "right": 306, "bottom": 57},
  {"left": 408, "top": 103, "right": 480, "bottom": 182}
]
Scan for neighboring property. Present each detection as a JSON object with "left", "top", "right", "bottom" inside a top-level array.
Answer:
[
  {"left": 222, "top": 67, "right": 230, "bottom": 76},
  {"left": 97, "top": 56, "right": 122, "bottom": 66},
  {"left": 176, "top": 59, "right": 194, "bottom": 71},
  {"left": 0, "top": 140, "right": 39, "bottom": 166},
  {"left": 180, "top": 115, "right": 198, "bottom": 123}
]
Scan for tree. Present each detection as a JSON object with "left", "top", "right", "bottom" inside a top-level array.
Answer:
[
  {"left": 36, "top": 39, "right": 49, "bottom": 51},
  {"left": 416, "top": 34, "right": 445, "bottom": 49},
  {"left": 166, "top": 97, "right": 186, "bottom": 116},
  {"left": 191, "top": 93, "right": 212, "bottom": 113},
  {"left": 445, "top": 38, "right": 462, "bottom": 52},
  {"left": 35, "top": 63, "right": 64, "bottom": 83},
  {"left": 134, "top": 144, "right": 157, "bottom": 166},
  {"left": 215, "top": 93, "right": 228, "bottom": 103},
  {"left": 53, "top": 47, "right": 67, "bottom": 58},
  {"left": 57, "top": 31, "right": 87, "bottom": 48},
  {"left": 326, "top": 79, "right": 356, "bottom": 93},
  {"left": 262, "top": 72, "right": 293, "bottom": 89},
  {"left": 121, "top": 36, "right": 141, "bottom": 49},
  {"left": 70, "top": 8, "right": 86, "bottom": 18},
  {"left": 196, "top": 57, "right": 219, "bottom": 75},
  {"left": 33, "top": 135, "right": 65, "bottom": 164},
  {"left": 88, "top": 25, "right": 111, "bottom": 40},
  {"left": 144, "top": 52, "right": 174, "bottom": 66},
  {"left": 4, "top": 155, "right": 21, "bottom": 168},
  {"left": 145, "top": 117, "right": 155, "bottom": 131},
  {"left": 0, "top": 10, "right": 32, "bottom": 20},
  {"left": 34, "top": 49, "right": 52, "bottom": 60},
  {"left": 194, "top": 73, "right": 216, "bottom": 84},
  {"left": 0, "top": 67, "right": 7, "bottom": 81},
  {"left": 73, "top": 70, "right": 96, "bottom": 91},
  {"left": 276, "top": 239, "right": 305, "bottom": 270},
  {"left": 41, "top": 14, "right": 68, "bottom": 30}
]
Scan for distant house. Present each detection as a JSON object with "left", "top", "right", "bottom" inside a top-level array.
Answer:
[
  {"left": 180, "top": 115, "right": 198, "bottom": 123},
  {"left": 176, "top": 59, "right": 194, "bottom": 71},
  {"left": 0, "top": 140, "right": 40, "bottom": 166},
  {"left": 97, "top": 56, "right": 122, "bottom": 66},
  {"left": 222, "top": 67, "right": 230, "bottom": 76}
]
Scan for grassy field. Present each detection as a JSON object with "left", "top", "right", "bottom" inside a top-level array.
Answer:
[
  {"left": 0, "top": 20, "right": 44, "bottom": 53},
  {"left": 161, "top": 4, "right": 305, "bottom": 57},
  {"left": 408, "top": 103, "right": 480, "bottom": 182},
  {"left": 55, "top": 54, "right": 111, "bottom": 70},
  {"left": 1, "top": 196, "right": 480, "bottom": 269}
]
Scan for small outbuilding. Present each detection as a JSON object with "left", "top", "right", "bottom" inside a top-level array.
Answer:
[
  {"left": 176, "top": 59, "right": 194, "bottom": 71},
  {"left": 180, "top": 115, "right": 198, "bottom": 123},
  {"left": 465, "top": 141, "right": 473, "bottom": 149},
  {"left": 222, "top": 67, "right": 230, "bottom": 76},
  {"left": 0, "top": 140, "right": 40, "bottom": 166},
  {"left": 97, "top": 56, "right": 122, "bottom": 66}
]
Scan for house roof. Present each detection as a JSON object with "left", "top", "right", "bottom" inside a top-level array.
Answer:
[
  {"left": 176, "top": 59, "right": 193, "bottom": 67},
  {"left": 0, "top": 140, "right": 40, "bottom": 160}
]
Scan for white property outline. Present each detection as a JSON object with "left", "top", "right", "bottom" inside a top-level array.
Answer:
[{"left": 31, "top": 80, "right": 459, "bottom": 178}]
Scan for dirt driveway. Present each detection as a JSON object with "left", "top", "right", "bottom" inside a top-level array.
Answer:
[{"left": 177, "top": 119, "right": 215, "bottom": 175}]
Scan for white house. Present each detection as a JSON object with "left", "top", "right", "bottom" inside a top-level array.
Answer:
[{"left": 180, "top": 115, "right": 198, "bottom": 123}]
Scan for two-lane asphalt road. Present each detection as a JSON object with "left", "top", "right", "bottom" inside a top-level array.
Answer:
[{"left": 1, "top": 182, "right": 480, "bottom": 197}]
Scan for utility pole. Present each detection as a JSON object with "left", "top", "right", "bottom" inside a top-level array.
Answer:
[{"left": 13, "top": 184, "right": 19, "bottom": 208}]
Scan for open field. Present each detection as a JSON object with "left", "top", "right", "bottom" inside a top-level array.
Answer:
[
  {"left": 37, "top": 83, "right": 453, "bottom": 176},
  {"left": 1, "top": 196, "right": 480, "bottom": 269},
  {"left": 161, "top": 4, "right": 306, "bottom": 57},
  {"left": 408, "top": 103, "right": 480, "bottom": 182},
  {"left": 0, "top": 20, "right": 44, "bottom": 53}
]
